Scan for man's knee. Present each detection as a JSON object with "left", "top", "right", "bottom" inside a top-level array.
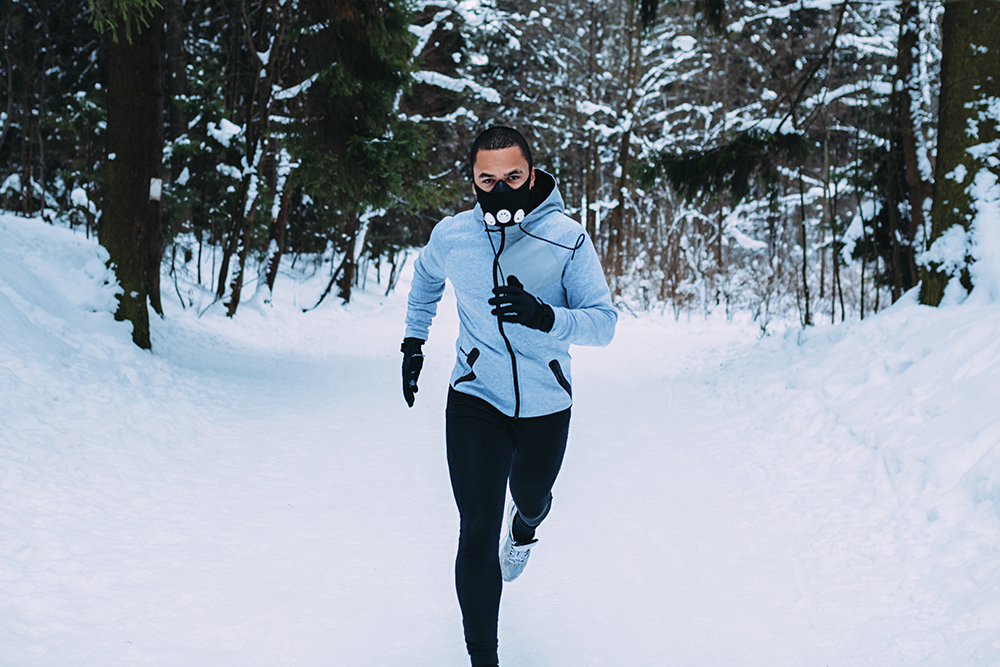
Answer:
[{"left": 515, "top": 492, "right": 552, "bottom": 527}]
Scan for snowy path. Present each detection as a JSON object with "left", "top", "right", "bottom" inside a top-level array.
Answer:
[
  {"left": 3, "top": 215, "right": 1000, "bottom": 666},
  {"left": 0, "top": 295, "right": 936, "bottom": 666}
]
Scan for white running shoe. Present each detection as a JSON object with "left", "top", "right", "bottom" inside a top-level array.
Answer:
[{"left": 500, "top": 500, "right": 537, "bottom": 582}]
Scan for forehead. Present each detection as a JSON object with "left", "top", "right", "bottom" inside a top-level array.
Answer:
[{"left": 473, "top": 146, "right": 529, "bottom": 174}]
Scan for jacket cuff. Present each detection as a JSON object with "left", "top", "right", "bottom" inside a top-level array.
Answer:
[{"left": 539, "top": 304, "right": 554, "bottom": 333}]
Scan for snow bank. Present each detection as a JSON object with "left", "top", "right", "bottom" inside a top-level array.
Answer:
[{"left": 719, "top": 291, "right": 1000, "bottom": 662}]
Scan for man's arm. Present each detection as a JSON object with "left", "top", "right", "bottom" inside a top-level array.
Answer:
[
  {"left": 547, "top": 232, "right": 617, "bottom": 347},
  {"left": 404, "top": 222, "right": 450, "bottom": 341}
]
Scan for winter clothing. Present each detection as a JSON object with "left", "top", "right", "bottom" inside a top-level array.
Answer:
[
  {"left": 401, "top": 337, "right": 424, "bottom": 407},
  {"left": 474, "top": 178, "right": 533, "bottom": 227},
  {"left": 488, "top": 276, "right": 554, "bottom": 332},
  {"left": 499, "top": 499, "right": 537, "bottom": 583},
  {"left": 403, "top": 169, "right": 615, "bottom": 667},
  {"left": 404, "top": 170, "right": 617, "bottom": 418},
  {"left": 445, "top": 388, "right": 570, "bottom": 667}
]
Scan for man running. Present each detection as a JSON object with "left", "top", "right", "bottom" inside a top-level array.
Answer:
[{"left": 401, "top": 126, "right": 616, "bottom": 667}]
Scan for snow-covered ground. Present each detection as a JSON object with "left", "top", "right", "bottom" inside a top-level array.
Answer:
[{"left": 2, "top": 212, "right": 999, "bottom": 666}]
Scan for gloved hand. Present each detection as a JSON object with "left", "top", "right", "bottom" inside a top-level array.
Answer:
[
  {"left": 401, "top": 337, "right": 425, "bottom": 407},
  {"left": 488, "top": 276, "right": 554, "bottom": 332}
]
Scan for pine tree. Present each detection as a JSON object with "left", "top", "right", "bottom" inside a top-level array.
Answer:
[{"left": 290, "top": 0, "right": 439, "bottom": 305}]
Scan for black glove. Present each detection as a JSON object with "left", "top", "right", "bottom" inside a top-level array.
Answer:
[
  {"left": 401, "top": 337, "right": 425, "bottom": 407},
  {"left": 488, "top": 276, "right": 554, "bottom": 332}
]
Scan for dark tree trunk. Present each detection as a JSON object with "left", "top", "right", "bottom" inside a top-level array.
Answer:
[
  {"left": 798, "top": 174, "right": 812, "bottom": 326},
  {"left": 0, "top": 19, "right": 13, "bottom": 156},
  {"left": 164, "top": 0, "right": 188, "bottom": 142},
  {"left": 896, "top": 1, "right": 930, "bottom": 265},
  {"left": 605, "top": 1, "right": 640, "bottom": 289},
  {"left": 265, "top": 173, "right": 296, "bottom": 292},
  {"left": 20, "top": 74, "right": 32, "bottom": 215},
  {"left": 886, "top": 144, "right": 904, "bottom": 302},
  {"left": 337, "top": 213, "right": 362, "bottom": 304},
  {"left": 216, "top": 209, "right": 241, "bottom": 299},
  {"left": 920, "top": 0, "right": 1000, "bottom": 305},
  {"left": 102, "top": 8, "right": 165, "bottom": 349},
  {"left": 225, "top": 194, "right": 259, "bottom": 317},
  {"left": 217, "top": 0, "right": 276, "bottom": 315}
]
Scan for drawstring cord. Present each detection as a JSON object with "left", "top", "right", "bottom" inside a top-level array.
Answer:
[{"left": 489, "top": 225, "right": 521, "bottom": 418}]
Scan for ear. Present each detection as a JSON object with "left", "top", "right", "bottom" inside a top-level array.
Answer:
[{"left": 529, "top": 167, "right": 536, "bottom": 189}]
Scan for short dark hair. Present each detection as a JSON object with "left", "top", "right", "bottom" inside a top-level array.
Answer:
[{"left": 468, "top": 126, "right": 533, "bottom": 176}]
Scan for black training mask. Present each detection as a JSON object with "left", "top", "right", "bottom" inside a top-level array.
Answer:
[{"left": 474, "top": 180, "right": 532, "bottom": 227}]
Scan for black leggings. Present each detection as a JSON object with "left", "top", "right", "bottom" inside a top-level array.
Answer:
[{"left": 445, "top": 388, "right": 570, "bottom": 667}]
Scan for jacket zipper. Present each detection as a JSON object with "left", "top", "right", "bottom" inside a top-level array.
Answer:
[{"left": 493, "top": 226, "right": 521, "bottom": 418}]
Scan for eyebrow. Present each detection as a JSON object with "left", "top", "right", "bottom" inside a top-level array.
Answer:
[{"left": 476, "top": 168, "right": 525, "bottom": 179}]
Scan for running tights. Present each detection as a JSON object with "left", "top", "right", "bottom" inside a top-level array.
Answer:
[{"left": 445, "top": 388, "right": 570, "bottom": 667}]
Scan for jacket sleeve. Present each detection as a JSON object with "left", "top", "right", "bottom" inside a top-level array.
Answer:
[
  {"left": 548, "top": 231, "right": 617, "bottom": 347},
  {"left": 404, "top": 220, "right": 451, "bottom": 341}
]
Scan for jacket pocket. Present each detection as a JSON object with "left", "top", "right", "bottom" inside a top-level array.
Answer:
[
  {"left": 548, "top": 360, "right": 572, "bottom": 397},
  {"left": 454, "top": 347, "right": 480, "bottom": 386}
]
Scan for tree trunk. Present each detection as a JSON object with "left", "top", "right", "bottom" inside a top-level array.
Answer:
[
  {"left": 265, "top": 172, "right": 296, "bottom": 292},
  {"left": 0, "top": 19, "right": 14, "bottom": 156},
  {"left": 920, "top": 0, "right": 1000, "bottom": 305},
  {"left": 20, "top": 80, "right": 32, "bottom": 215},
  {"left": 798, "top": 173, "right": 812, "bottom": 326},
  {"left": 885, "top": 126, "right": 905, "bottom": 302},
  {"left": 102, "top": 8, "right": 165, "bottom": 349},
  {"left": 164, "top": 0, "right": 188, "bottom": 142},
  {"left": 605, "top": 1, "right": 641, "bottom": 289},
  {"left": 337, "top": 213, "right": 362, "bottom": 304},
  {"left": 37, "top": 49, "right": 50, "bottom": 216},
  {"left": 896, "top": 0, "right": 931, "bottom": 266},
  {"left": 225, "top": 194, "right": 259, "bottom": 317}
]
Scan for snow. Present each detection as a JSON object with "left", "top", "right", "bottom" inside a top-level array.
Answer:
[
  {"left": 1, "top": 173, "right": 20, "bottom": 196},
  {"left": 403, "top": 106, "right": 479, "bottom": 125},
  {"left": 216, "top": 163, "right": 242, "bottom": 181},
  {"left": 948, "top": 164, "right": 969, "bottom": 183},
  {"left": 410, "top": 10, "right": 452, "bottom": 58},
  {"left": 920, "top": 224, "right": 970, "bottom": 276},
  {"left": 968, "top": 168, "right": 1000, "bottom": 304},
  {"left": 723, "top": 210, "right": 768, "bottom": 251},
  {"left": 69, "top": 188, "right": 92, "bottom": 211},
  {"left": 729, "top": 0, "right": 844, "bottom": 34},
  {"left": 273, "top": 73, "right": 320, "bottom": 102},
  {"left": 3, "top": 212, "right": 1000, "bottom": 666},
  {"left": 575, "top": 100, "right": 614, "bottom": 118},
  {"left": 411, "top": 71, "right": 501, "bottom": 105},
  {"left": 257, "top": 45, "right": 271, "bottom": 68},
  {"left": 207, "top": 119, "right": 243, "bottom": 147},
  {"left": 672, "top": 35, "right": 697, "bottom": 52}
]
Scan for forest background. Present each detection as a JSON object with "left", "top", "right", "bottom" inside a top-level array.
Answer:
[{"left": 1, "top": 0, "right": 998, "bottom": 348}]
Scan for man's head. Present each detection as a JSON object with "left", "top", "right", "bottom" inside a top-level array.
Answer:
[{"left": 469, "top": 126, "right": 535, "bottom": 193}]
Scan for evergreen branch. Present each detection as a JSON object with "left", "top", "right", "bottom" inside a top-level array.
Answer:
[
  {"left": 640, "top": 128, "right": 809, "bottom": 205},
  {"left": 87, "top": 0, "right": 163, "bottom": 43}
]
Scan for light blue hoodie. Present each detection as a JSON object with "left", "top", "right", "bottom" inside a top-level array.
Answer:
[{"left": 404, "top": 170, "right": 617, "bottom": 418}]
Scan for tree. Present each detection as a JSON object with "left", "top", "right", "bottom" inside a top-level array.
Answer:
[
  {"left": 919, "top": 0, "right": 1000, "bottom": 306},
  {"left": 290, "top": 0, "right": 443, "bottom": 306},
  {"left": 91, "top": 0, "right": 165, "bottom": 349}
]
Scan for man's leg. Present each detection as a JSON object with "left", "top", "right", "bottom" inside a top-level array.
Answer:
[
  {"left": 508, "top": 407, "right": 571, "bottom": 542},
  {"left": 446, "top": 389, "right": 513, "bottom": 667}
]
